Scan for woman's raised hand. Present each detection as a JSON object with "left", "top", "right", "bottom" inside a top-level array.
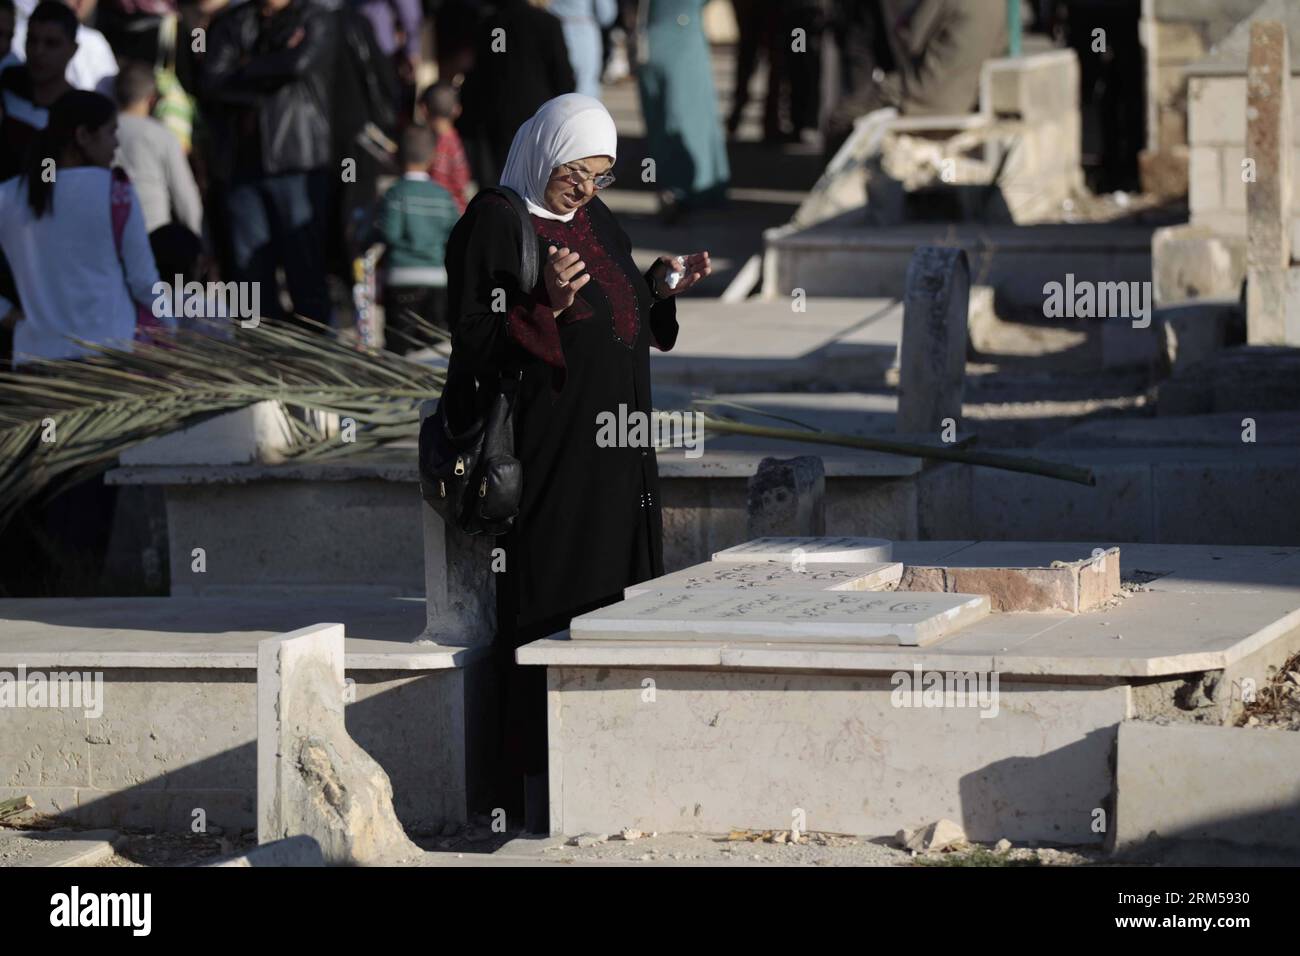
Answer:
[
  {"left": 651, "top": 251, "right": 712, "bottom": 297},
  {"left": 544, "top": 246, "right": 591, "bottom": 314}
]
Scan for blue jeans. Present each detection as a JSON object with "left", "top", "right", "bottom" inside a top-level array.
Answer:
[{"left": 224, "top": 170, "right": 331, "bottom": 327}]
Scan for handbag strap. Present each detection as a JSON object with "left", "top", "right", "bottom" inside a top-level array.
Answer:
[{"left": 480, "top": 185, "right": 538, "bottom": 292}]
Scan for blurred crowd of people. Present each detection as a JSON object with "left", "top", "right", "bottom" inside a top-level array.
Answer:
[{"left": 0, "top": 0, "right": 1015, "bottom": 367}]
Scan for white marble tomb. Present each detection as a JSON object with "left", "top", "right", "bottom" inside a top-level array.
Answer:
[{"left": 570, "top": 588, "right": 989, "bottom": 647}]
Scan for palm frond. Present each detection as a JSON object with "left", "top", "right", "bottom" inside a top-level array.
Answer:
[
  {"left": 0, "top": 315, "right": 1093, "bottom": 534},
  {"left": 0, "top": 319, "right": 444, "bottom": 529}
]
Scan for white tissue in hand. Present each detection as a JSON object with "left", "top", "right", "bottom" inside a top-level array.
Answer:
[{"left": 666, "top": 257, "right": 686, "bottom": 289}]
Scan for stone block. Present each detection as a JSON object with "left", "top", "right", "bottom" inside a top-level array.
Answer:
[
  {"left": 1146, "top": 0, "right": 1266, "bottom": 25},
  {"left": 120, "top": 402, "right": 339, "bottom": 467},
  {"left": 896, "top": 247, "right": 969, "bottom": 436},
  {"left": 88, "top": 672, "right": 254, "bottom": 793},
  {"left": 0, "top": 698, "right": 89, "bottom": 789},
  {"left": 257, "top": 624, "right": 421, "bottom": 865},
  {"left": 983, "top": 50, "right": 1080, "bottom": 123},
  {"left": 966, "top": 459, "right": 1154, "bottom": 541},
  {"left": 1152, "top": 223, "right": 1246, "bottom": 305},
  {"left": 1188, "top": 145, "right": 1222, "bottom": 212},
  {"left": 746, "top": 456, "right": 825, "bottom": 539},
  {"left": 162, "top": 479, "right": 425, "bottom": 598},
  {"left": 712, "top": 536, "right": 893, "bottom": 564},
  {"left": 1221, "top": 144, "right": 1247, "bottom": 211},
  {"left": 897, "top": 548, "right": 1121, "bottom": 613},
  {"left": 1246, "top": 20, "right": 1293, "bottom": 344},
  {"left": 1147, "top": 19, "right": 1209, "bottom": 63},
  {"left": 547, "top": 667, "right": 1129, "bottom": 843},
  {"left": 419, "top": 501, "right": 497, "bottom": 646},
  {"left": 1188, "top": 76, "right": 1246, "bottom": 145},
  {"left": 1195, "top": 210, "right": 1249, "bottom": 238},
  {"left": 1156, "top": 301, "right": 1238, "bottom": 373},
  {"left": 1153, "top": 454, "right": 1300, "bottom": 544},
  {"left": 1246, "top": 266, "right": 1290, "bottom": 344},
  {"left": 1114, "top": 721, "right": 1300, "bottom": 860}
]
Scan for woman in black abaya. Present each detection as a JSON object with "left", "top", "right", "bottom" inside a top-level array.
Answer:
[{"left": 444, "top": 94, "right": 712, "bottom": 832}]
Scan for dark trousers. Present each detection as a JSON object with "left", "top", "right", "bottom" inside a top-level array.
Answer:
[
  {"left": 224, "top": 170, "right": 332, "bottom": 328},
  {"left": 728, "top": 0, "right": 782, "bottom": 138},
  {"left": 382, "top": 284, "right": 447, "bottom": 353},
  {"left": 784, "top": 3, "right": 824, "bottom": 134}
]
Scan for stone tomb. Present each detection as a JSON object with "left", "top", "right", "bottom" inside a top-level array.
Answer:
[
  {"left": 570, "top": 588, "right": 989, "bottom": 647},
  {"left": 524, "top": 542, "right": 1300, "bottom": 843},
  {"left": 711, "top": 536, "right": 893, "bottom": 564},
  {"left": 624, "top": 560, "right": 904, "bottom": 598}
]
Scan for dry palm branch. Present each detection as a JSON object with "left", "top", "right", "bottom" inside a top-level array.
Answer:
[
  {"left": 0, "top": 319, "right": 444, "bottom": 530},
  {"left": 0, "top": 318, "right": 1092, "bottom": 532}
]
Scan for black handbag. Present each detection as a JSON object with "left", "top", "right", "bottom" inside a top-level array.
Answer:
[{"left": 418, "top": 186, "right": 538, "bottom": 535}]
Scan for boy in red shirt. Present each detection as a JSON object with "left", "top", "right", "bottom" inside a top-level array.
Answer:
[{"left": 419, "top": 82, "right": 470, "bottom": 213}]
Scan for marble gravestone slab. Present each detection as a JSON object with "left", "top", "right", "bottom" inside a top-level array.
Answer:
[
  {"left": 571, "top": 589, "right": 989, "bottom": 647},
  {"left": 712, "top": 536, "right": 893, "bottom": 565},
  {"left": 624, "top": 561, "right": 904, "bottom": 598}
]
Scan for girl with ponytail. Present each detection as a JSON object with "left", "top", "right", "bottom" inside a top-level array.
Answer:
[
  {"left": 21, "top": 91, "right": 120, "bottom": 218},
  {"left": 0, "top": 91, "right": 164, "bottom": 363}
]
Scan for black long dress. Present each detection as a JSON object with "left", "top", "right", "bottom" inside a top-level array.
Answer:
[{"left": 445, "top": 191, "right": 679, "bottom": 804}]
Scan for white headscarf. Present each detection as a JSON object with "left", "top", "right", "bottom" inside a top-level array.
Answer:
[{"left": 499, "top": 94, "right": 618, "bottom": 223}]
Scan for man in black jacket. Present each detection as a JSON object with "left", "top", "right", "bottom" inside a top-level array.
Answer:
[{"left": 201, "top": 0, "right": 338, "bottom": 328}]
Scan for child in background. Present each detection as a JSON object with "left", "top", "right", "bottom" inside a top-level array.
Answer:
[
  {"left": 373, "top": 124, "right": 459, "bottom": 354},
  {"left": 149, "top": 221, "right": 234, "bottom": 338},
  {"left": 419, "top": 81, "right": 470, "bottom": 213}
]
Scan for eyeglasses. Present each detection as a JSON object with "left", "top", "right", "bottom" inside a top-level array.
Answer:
[{"left": 557, "top": 164, "right": 616, "bottom": 190}]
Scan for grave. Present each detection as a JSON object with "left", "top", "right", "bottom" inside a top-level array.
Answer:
[
  {"left": 521, "top": 539, "right": 1300, "bottom": 842},
  {"left": 0, "top": 595, "right": 492, "bottom": 834},
  {"left": 569, "top": 588, "right": 989, "bottom": 647},
  {"left": 624, "top": 560, "right": 903, "bottom": 598},
  {"left": 763, "top": 50, "right": 1154, "bottom": 315}
]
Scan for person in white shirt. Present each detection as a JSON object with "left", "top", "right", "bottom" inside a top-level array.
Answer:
[
  {"left": 8, "top": 0, "right": 119, "bottom": 93},
  {"left": 113, "top": 61, "right": 202, "bottom": 234},
  {"left": 0, "top": 90, "right": 163, "bottom": 364}
]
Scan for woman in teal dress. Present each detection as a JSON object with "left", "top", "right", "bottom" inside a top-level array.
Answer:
[{"left": 636, "top": 0, "right": 731, "bottom": 221}]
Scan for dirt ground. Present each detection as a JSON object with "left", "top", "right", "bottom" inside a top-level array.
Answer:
[{"left": 60, "top": 825, "right": 1102, "bottom": 868}]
